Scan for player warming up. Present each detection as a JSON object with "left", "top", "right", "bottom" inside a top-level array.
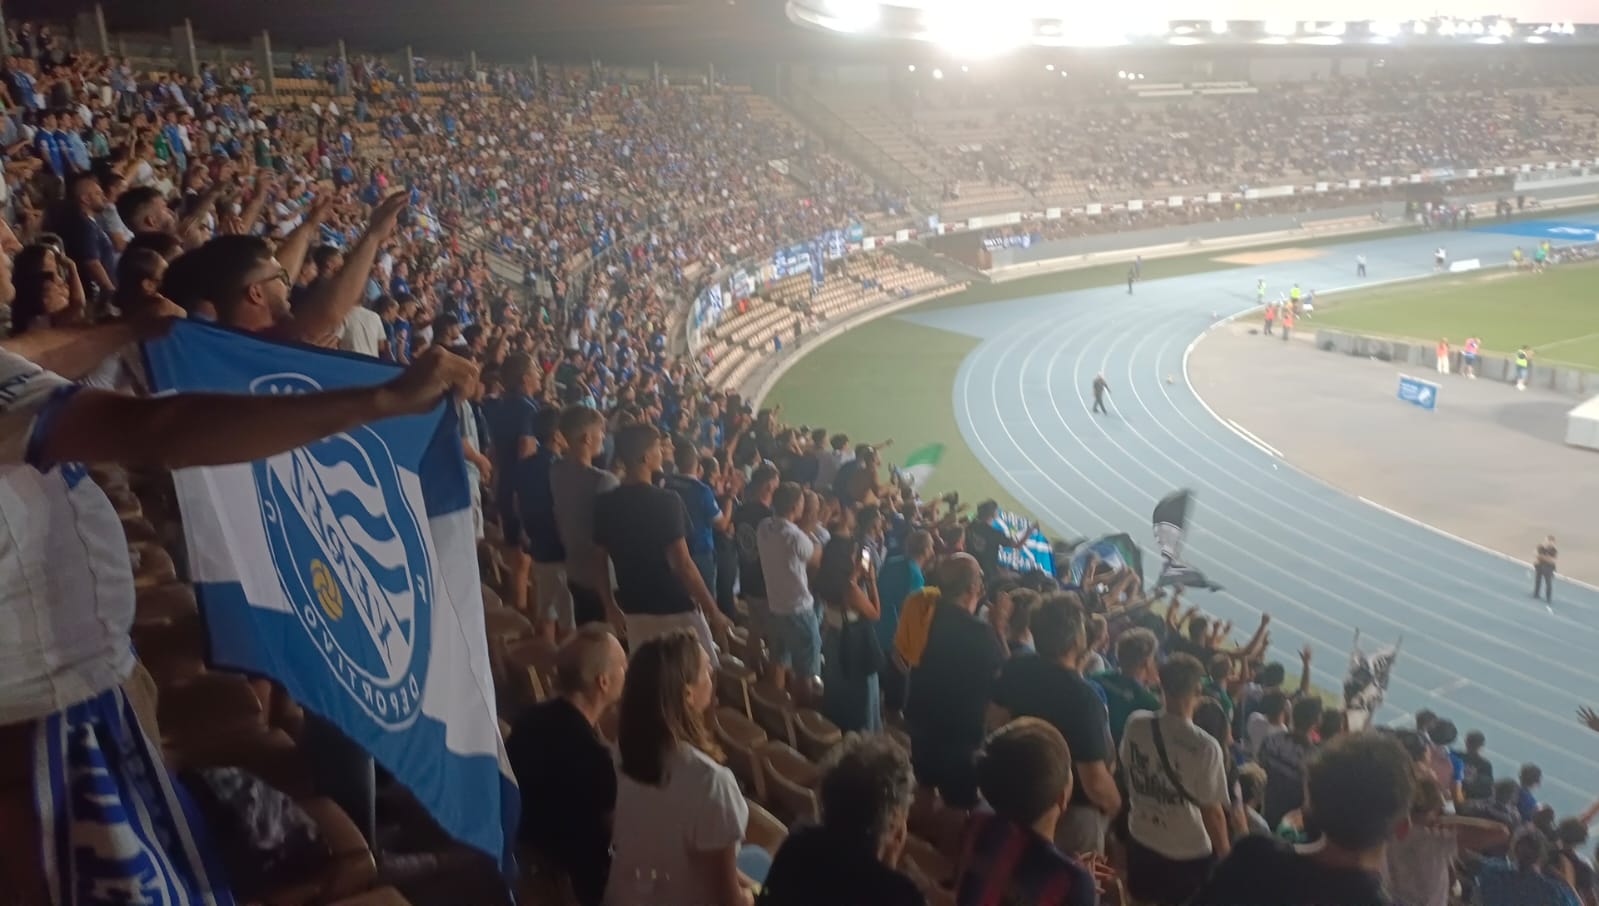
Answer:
[{"left": 1092, "top": 374, "right": 1111, "bottom": 414}]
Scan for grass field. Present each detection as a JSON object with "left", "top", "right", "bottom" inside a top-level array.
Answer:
[{"left": 1313, "top": 261, "right": 1599, "bottom": 369}]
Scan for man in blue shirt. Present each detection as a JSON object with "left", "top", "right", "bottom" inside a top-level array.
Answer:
[
  {"left": 33, "top": 110, "right": 68, "bottom": 177},
  {"left": 663, "top": 438, "right": 726, "bottom": 595},
  {"left": 515, "top": 407, "right": 572, "bottom": 638},
  {"left": 875, "top": 529, "right": 933, "bottom": 713},
  {"left": 490, "top": 352, "right": 542, "bottom": 613}
]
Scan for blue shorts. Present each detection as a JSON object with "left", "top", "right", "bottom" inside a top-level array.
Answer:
[{"left": 767, "top": 607, "right": 822, "bottom": 677}]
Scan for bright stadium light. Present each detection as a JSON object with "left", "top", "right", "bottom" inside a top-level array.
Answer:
[
  {"left": 1492, "top": 20, "right": 1513, "bottom": 37},
  {"left": 924, "top": 4, "right": 1029, "bottom": 58},
  {"left": 1438, "top": 18, "right": 1456, "bottom": 36},
  {"left": 819, "top": 0, "right": 880, "bottom": 33},
  {"left": 1318, "top": 21, "right": 1346, "bottom": 36},
  {"left": 1370, "top": 20, "right": 1401, "bottom": 38},
  {"left": 1044, "top": 63, "right": 1055, "bottom": 71},
  {"left": 907, "top": 64, "right": 916, "bottom": 71},
  {"left": 932, "top": 67, "right": 944, "bottom": 79},
  {"left": 1264, "top": 20, "right": 1296, "bottom": 36},
  {"left": 1210, "top": 19, "right": 1228, "bottom": 34}
]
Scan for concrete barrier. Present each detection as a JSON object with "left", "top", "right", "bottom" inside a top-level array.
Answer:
[{"left": 1314, "top": 328, "right": 1596, "bottom": 397}]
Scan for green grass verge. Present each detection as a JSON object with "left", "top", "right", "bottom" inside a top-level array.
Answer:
[
  {"left": 764, "top": 318, "right": 1031, "bottom": 514},
  {"left": 1313, "top": 260, "right": 1599, "bottom": 370}
]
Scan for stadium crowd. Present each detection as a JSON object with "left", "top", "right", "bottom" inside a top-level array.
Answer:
[{"left": 0, "top": 16, "right": 1597, "bottom": 906}]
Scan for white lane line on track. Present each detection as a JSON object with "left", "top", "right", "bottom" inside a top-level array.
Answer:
[
  {"left": 1224, "top": 420, "right": 1282, "bottom": 458},
  {"left": 1428, "top": 677, "right": 1473, "bottom": 697},
  {"left": 958, "top": 309, "right": 1597, "bottom": 800}
]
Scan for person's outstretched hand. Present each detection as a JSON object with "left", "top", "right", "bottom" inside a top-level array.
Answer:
[
  {"left": 377, "top": 347, "right": 478, "bottom": 417},
  {"left": 1579, "top": 706, "right": 1599, "bottom": 734}
]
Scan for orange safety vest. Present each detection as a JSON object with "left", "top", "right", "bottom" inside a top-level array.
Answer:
[
  {"left": 1437, "top": 341, "right": 1449, "bottom": 358},
  {"left": 1282, "top": 310, "right": 1295, "bottom": 328},
  {"left": 1264, "top": 303, "right": 1276, "bottom": 321}
]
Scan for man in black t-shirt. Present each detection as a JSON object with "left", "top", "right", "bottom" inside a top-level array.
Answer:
[
  {"left": 734, "top": 462, "right": 779, "bottom": 628},
  {"left": 507, "top": 625, "right": 626, "bottom": 906},
  {"left": 594, "top": 424, "right": 730, "bottom": 660},
  {"left": 758, "top": 735, "right": 925, "bottom": 906},
  {"left": 964, "top": 500, "right": 1036, "bottom": 579},
  {"left": 992, "top": 593, "right": 1121, "bottom": 856},
  {"left": 1189, "top": 732, "right": 1415, "bottom": 906},
  {"left": 904, "top": 554, "right": 1003, "bottom": 808}
]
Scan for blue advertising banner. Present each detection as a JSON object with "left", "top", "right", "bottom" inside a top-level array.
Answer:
[{"left": 1397, "top": 374, "right": 1439, "bottom": 411}]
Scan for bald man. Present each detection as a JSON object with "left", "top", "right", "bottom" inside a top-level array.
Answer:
[
  {"left": 507, "top": 624, "right": 627, "bottom": 906},
  {"left": 904, "top": 553, "right": 1006, "bottom": 807}
]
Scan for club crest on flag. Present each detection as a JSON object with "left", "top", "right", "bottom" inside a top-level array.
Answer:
[{"left": 250, "top": 372, "right": 433, "bottom": 729}]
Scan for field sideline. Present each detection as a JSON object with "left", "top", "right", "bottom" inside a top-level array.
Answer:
[{"left": 1310, "top": 260, "right": 1599, "bottom": 370}]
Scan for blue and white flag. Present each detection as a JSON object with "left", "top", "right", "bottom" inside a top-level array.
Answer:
[{"left": 143, "top": 320, "right": 518, "bottom": 873}]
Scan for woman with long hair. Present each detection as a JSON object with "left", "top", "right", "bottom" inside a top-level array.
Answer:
[
  {"left": 8, "top": 244, "right": 78, "bottom": 336},
  {"left": 608, "top": 632, "right": 760, "bottom": 906},
  {"left": 815, "top": 536, "right": 883, "bottom": 733}
]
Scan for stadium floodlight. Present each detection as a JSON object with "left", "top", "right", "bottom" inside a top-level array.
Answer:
[
  {"left": 960, "top": 64, "right": 969, "bottom": 72},
  {"left": 1474, "top": 35, "right": 1503, "bottom": 44},
  {"left": 1370, "top": 20, "right": 1401, "bottom": 38},
  {"left": 1437, "top": 18, "right": 1456, "bottom": 36},
  {"left": 932, "top": 67, "right": 944, "bottom": 79},
  {"left": 1117, "top": 69, "right": 1127, "bottom": 78},
  {"left": 819, "top": 0, "right": 880, "bottom": 33},
  {"left": 925, "top": 7, "right": 1028, "bottom": 58},
  {"left": 1468, "top": 20, "right": 1485, "bottom": 35},
  {"left": 1491, "top": 20, "right": 1513, "bottom": 37},
  {"left": 1525, "top": 34, "right": 1547, "bottom": 42},
  {"left": 1210, "top": 19, "right": 1228, "bottom": 34},
  {"left": 1320, "top": 21, "right": 1346, "bottom": 36},
  {"left": 1263, "top": 20, "right": 1296, "bottom": 36}
]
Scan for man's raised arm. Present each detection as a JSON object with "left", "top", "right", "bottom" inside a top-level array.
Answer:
[{"left": 286, "top": 193, "right": 407, "bottom": 346}]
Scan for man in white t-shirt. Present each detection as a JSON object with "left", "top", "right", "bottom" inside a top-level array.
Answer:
[
  {"left": 0, "top": 329, "right": 475, "bottom": 904},
  {"left": 756, "top": 481, "right": 824, "bottom": 691},
  {"left": 341, "top": 301, "right": 386, "bottom": 358},
  {"left": 1120, "top": 653, "right": 1231, "bottom": 905}
]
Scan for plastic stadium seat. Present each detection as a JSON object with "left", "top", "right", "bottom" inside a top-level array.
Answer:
[
  {"left": 291, "top": 797, "right": 380, "bottom": 902},
  {"left": 134, "top": 582, "right": 199, "bottom": 627},
  {"left": 131, "top": 618, "right": 207, "bottom": 688},
  {"left": 157, "top": 672, "right": 264, "bottom": 750},
  {"left": 130, "top": 542, "right": 179, "bottom": 589},
  {"left": 756, "top": 741, "right": 819, "bottom": 825},
  {"left": 716, "top": 654, "right": 756, "bottom": 719},
  {"left": 713, "top": 707, "right": 768, "bottom": 800},
  {"left": 743, "top": 797, "right": 787, "bottom": 855},
  {"left": 792, "top": 709, "right": 842, "bottom": 763},
  {"left": 749, "top": 681, "right": 797, "bottom": 747},
  {"left": 503, "top": 637, "right": 559, "bottom": 707}
]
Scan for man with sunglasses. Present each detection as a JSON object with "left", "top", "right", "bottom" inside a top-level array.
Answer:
[{"left": 189, "top": 192, "right": 407, "bottom": 348}]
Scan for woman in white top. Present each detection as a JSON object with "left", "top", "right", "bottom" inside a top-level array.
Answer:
[
  {"left": 607, "top": 631, "right": 757, "bottom": 906},
  {"left": 1119, "top": 653, "right": 1232, "bottom": 906}
]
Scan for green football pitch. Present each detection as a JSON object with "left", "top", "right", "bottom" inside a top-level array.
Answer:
[{"left": 1311, "top": 261, "right": 1599, "bottom": 370}]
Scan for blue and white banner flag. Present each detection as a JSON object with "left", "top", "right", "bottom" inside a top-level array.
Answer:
[
  {"left": 143, "top": 320, "right": 517, "bottom": 873},
  {"left": 992, "top": 508, "right": 1055, "bottom": 577}
]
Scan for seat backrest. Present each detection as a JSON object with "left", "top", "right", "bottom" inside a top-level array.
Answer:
[
  {"left": 749, "top": 681, "right": 796, "bottom": 746},
  {"left": 717, "top": 660, "right": 755, "bottom": 720},
  {"left": 757, "top": 740, "right": 819, "bottom": 824},
  {"left": 714, "top": 707, "right": 769, "bottom": 800},
  {"left": 792, "top": 709, "right": 842, "bottom": 763},
  {"left": 743, "top": 797, "right": 788, "bottom": 855}
]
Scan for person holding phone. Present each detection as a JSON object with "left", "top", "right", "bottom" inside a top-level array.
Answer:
[
  {"left": 756, "top": 482, "right": 825, "bottom": 691},
  {"left": 817, "top": 536, "right": 885, "bottom": 733}
]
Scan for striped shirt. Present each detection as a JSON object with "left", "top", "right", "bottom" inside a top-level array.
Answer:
[{"left": 956, "top": 812, "right": 1098, "bottom": 906}]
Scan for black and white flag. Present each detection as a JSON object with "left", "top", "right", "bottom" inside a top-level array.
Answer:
[
  {"left": 1343, "top": 629, "right": 1403, "bottom": 731},
  {"left": 1152, "top": 489, "right": 1222, "bottom": 591}
]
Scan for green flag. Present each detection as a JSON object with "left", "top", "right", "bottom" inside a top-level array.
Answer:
[{"left": 900, "top": 443, "right": 945, "bottom": 490}]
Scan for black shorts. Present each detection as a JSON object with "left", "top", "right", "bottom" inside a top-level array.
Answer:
[{"left": 1125, "top": 834, "right": 1214, "bottom": 905}]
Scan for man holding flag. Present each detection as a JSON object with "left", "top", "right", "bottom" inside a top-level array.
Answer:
[
  {"left": 0, "top": 323, "right": 478, "bottom": 904},
  {"left": 1342, "top": 630, "right": 1402, "bottom": 732}
]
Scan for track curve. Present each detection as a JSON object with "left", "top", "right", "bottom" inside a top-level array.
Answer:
[{"left": 911, "top": 227, "right": 1599, "bottom": 813}]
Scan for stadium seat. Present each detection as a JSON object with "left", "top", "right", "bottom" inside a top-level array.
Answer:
[
  {"left": 791, "top": 708, "right": 842, "bottom": 762},
  {"left": 743, "top": 798, "right": 788, "bottom": 855},
  {"left": 714, "top": 706, "right": 770, "bottom": 800},
  {"left": 756, "top": 741, "right": 819, "bottom": 825},
  {"left": 749, "top": 681, "right": 797, "bottom": 747},
  {"left": 716, "top": 654, "right": 757, "bottom": 719}
]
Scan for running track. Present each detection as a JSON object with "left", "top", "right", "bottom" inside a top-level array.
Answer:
[{"left": 901, "top": 226, "right": 1599, "bottom": 815}]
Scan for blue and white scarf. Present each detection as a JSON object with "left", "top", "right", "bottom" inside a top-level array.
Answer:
[{"left": 34, "top": 686, "right": 235, "bottom": 906}]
